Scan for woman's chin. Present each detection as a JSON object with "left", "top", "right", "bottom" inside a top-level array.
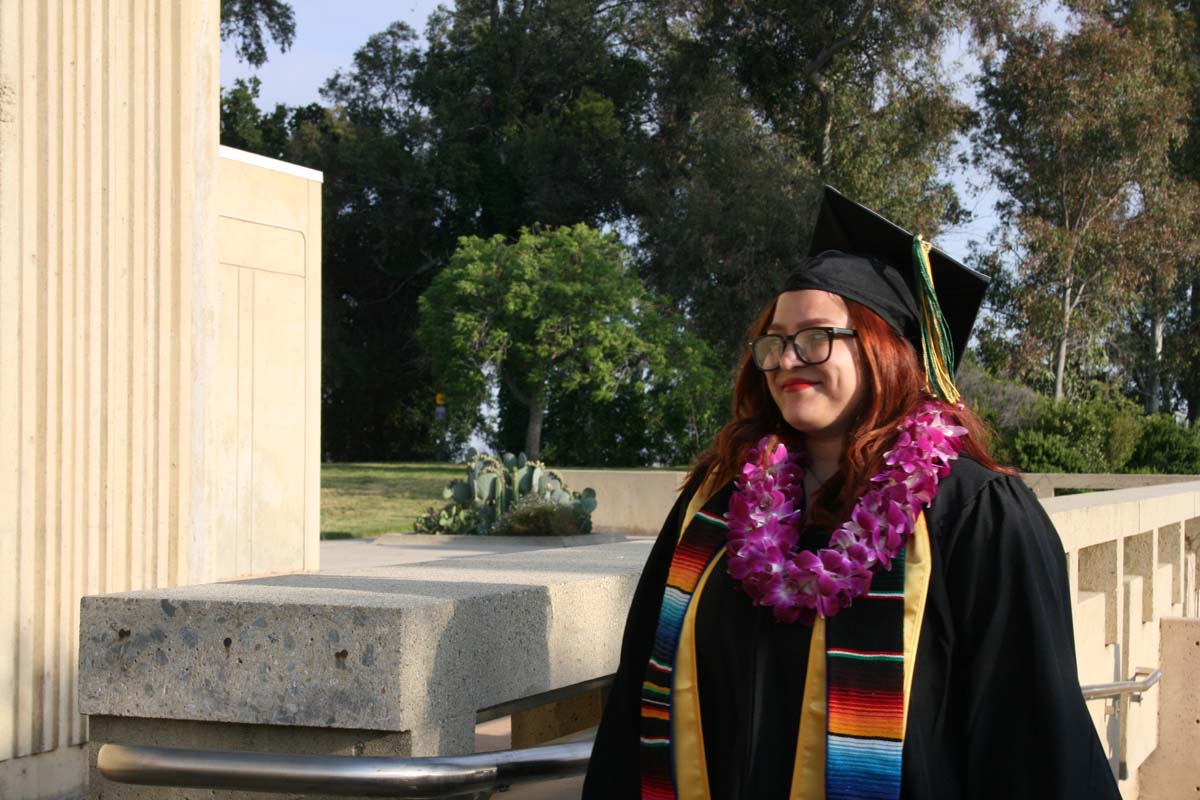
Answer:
[
  {"left": 780, "top": 413, "right": 825, "bottom": 435},
  {"left": 780, "top": 407, "right": 855, "bottom": 440}
]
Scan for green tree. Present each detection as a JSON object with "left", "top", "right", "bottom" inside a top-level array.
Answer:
[
  {"left": 625, "top": 0, "right": 1000, "bottom": 358},
  {"left": 414, "top": 0, "right": 647, "bottom": 237},
  {"left": 219, "top": 77, "right": 291, "bottom": 157},
  {"left": 1173, "top": 1, "right": 1200, "bottom": 423},
  {"left": 974, "top": 14, "right": 1185, "bottom": 399},
  {"left": 312, "top": 24, "right": 469, "bottom": 460},
  {"left": 222, "top": 24, "right": 469, "bottom": 460},
  {"left": 419, "top": 225, "right": 658, "bottom": 460},
  {"left": 220, "top": 0, "right": 296, "bottom": 68},
  {"left": 514, "top": 301, "right": 731, "bottom": 467},
  {"left": 222, "top": 0, "right": 1050, "bottom": 461},
  {"left": 1111, "top": 176, "right": 1200, "bottom": 413},
  {"left": 1083, "top": 0, "right": 1200, "bottom": 419},
  {"left": 403, "top": 2, "right": 652, "bottom": 449}
]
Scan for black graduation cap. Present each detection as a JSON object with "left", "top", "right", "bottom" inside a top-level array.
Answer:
[{"left": 785, "top": 186, "right": 989, "bottom": 391}]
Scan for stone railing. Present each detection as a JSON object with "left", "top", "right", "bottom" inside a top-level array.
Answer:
[
  {"left": 556, "top": 468, "right": 1200, "bottom": 533},
  {"left": 1022, "top": 473, "right": 1200, "bottom": 499},
  {"left": 79, "top": 479, "right": 1200, "bottom": 799},
  {"left": 1042, "top": 481, "right": 1200, "bottom": 798}
]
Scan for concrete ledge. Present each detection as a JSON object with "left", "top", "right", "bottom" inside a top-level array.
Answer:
[
  {"left": 77, "top": 480, "right": 1200, "bottom": 799},
  {"left": 1044, "top": 481, "right": 1200, "bottom": 552},
  {"left": 1023, "top": 473, "right": 1200, "bottom": 499},
  {"left": 79, "top": 541, "right": 655, "bottom": 762},
  {"left": 375, "top": 531, "right": 627, "bottom": 548},
  {"left": 556, "top": 469, "right": 686, "bottom": 535}
]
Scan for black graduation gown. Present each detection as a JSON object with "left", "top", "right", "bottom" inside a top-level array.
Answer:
[{"left": 582, "top": 457, "right": 1121, "bottom": 800}]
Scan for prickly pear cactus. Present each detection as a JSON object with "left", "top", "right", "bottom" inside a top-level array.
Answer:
[{"left": 415, "top": 450, "right": 598, "bottom": 536}]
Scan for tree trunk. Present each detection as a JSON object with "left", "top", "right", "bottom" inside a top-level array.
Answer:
[
  {"left": 1189, "top": 277, "right": 1200, "bottom": 424},
  {"left": 802, "top": 0, "right": 873, "bottom": 174},
  {"left": 1053, "top": 335, "right": 1068, "bottom": 401},
  {"left": 525, "top": 393, "right": 545, "bottom": 461},
  {"left": 816, "top": 84, "right": 833, "bottom": 172},
  {"left": 1053, "top": 287, "right": 1072, "bottom": 401},
  {"left": 1146, "top": 315, "right": 1164, "bottom": 415}
]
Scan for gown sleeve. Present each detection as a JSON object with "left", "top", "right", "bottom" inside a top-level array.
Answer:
[
  {"left": 581, "top": 486, "right": 694, "bottom": 799},
  {"left": 943, "top": 474, "right": 1121, "bottom": 800}
]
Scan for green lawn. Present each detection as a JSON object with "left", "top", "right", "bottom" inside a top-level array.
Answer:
[{"left": 321, "top": 462, "right": 459, "bottom": 539}]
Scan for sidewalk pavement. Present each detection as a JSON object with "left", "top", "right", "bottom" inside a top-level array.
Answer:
[{"left": 318, "top": 531, "right": 629, "bottom": 572}]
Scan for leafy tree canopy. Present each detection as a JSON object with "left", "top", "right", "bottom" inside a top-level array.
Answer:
[
  {"left": 624, "top": 0, "right": 997, "bottom": 358},
  {"left": 973, "top": 11, "right": 1186, "bottom": 399},
  {"left": 419, "top": 224, "right": 662, "bottom": 461},
  {"left": 221, "top": 0, "right": 1200, "bottom": 468},
  {"left": 220, "top": 0, "right": 296, "bottom": 68}
]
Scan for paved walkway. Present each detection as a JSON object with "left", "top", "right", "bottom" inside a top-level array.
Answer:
[{"left": 319, "top": 531, "right": 629, "bottom": 572}]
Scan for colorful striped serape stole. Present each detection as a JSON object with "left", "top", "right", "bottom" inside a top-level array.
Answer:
[
  {"left": 638, "top": 487, "right": 731, "bottom": 800},
  {"left": 824, "top": 547, "right": 908, "bottom": 800}
]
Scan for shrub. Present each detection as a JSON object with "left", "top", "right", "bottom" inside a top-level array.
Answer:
[
  {"left": 957, "top": 358, "right": 1041, "bottom": 434},
  {"left": 1007, "top": 394, "right": 1142, "bottom": 473},
  {"left": 414, "top": 450, "right": 597, "bottom": 535},
  {"left": 492, "top": 495, "right": 593, "bottom": 537},
  {"left": 412, "top": 503, "right": 480, "bottom": 536},
  {"left": 1125, "top": 415, "right": 1200, "bottom": 474},
  {"left": 1008, "top": 429, "right": 1093, "bottom": 473}
]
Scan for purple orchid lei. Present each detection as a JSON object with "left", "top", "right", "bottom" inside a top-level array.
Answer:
[{"left": 724, "top": 400, "right": 968, "bottom": 624}]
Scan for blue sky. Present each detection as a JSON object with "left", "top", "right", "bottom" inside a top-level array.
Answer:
[
  {"left": 220, "top": 0, "right": 1008, "bottom": 264},
  {"left": 220, "top": 0, "right": 446, "bottom": 106}
]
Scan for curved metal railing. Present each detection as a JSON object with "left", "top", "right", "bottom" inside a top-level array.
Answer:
[
  {"left": 1081, "top": 667, "right": 1162, "bottom": 702},
  {"left": 97, "top": 739, "right": 592, "bottom": 799},
  {"left": 96, "top": 670, "right": 1161, "bottom": 798}
]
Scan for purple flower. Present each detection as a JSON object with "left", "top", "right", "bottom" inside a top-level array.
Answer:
[{"left": 724, "top": 400, "right": 966, "bottom": 624}]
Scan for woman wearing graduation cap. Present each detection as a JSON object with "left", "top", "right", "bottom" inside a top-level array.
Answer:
[{"left": 582, "top": 187, "right": 1121, "bottom": 800}]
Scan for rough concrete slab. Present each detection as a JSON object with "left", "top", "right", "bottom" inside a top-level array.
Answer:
[{"left": 79, "top": 541, "right": 654, "bottom": 758}]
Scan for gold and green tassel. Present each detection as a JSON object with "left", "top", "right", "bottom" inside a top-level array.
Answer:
[{"left": 912, "top": 238, "right": 960, "bottom": 403}]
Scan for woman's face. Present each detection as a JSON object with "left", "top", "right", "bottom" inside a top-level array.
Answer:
[{"left": 764, "top": 290, "right": 867, "bottom": 440}]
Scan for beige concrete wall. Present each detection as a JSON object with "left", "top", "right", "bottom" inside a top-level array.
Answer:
[
  {"left": 0, "top": 1, "right": 220, "bottom": 791},
  {"left": 212, "top": 147, "right": 322, "bottom": 577},
  {"left": 0, "top": 3, "right": 321, "bottom": 796},
  {"left": 1137, "top": 618, "right": 1200, "bottom": 799},
  {"left": 556, "top": 469, "right": 687, "bottom": 535}
]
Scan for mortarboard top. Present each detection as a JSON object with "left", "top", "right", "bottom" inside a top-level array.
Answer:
[{"left": 785, "top": 185, "right": 989, "bottom": 373}]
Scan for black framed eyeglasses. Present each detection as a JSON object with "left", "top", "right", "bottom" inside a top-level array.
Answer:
[{"left": 748, "top": 327, "right": 857, "bottom": 371}]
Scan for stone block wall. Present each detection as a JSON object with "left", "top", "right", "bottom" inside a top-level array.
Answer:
[
  {"left": 0, "top": 2, "right": 220, "bottom": 796},
  {"left": 0, "top": 4, "right": 323, "bottom": 796}
]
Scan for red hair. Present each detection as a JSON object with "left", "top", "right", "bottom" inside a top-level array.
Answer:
[{"left": 687, "top": 295, "right": 1013, "bottom": 526}]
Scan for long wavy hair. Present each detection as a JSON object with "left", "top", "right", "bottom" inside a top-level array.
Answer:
[{"left": 686, "top": 293, "right": 1013, "bottom": 528}]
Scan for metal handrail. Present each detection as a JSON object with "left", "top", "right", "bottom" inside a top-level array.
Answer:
[
  {"left": 97, "top": 669, "right": 1162, "bottom": 798},
  {"left": 97, "top": 739, "right": 592, "bottom": 799},
  {"left": 1081, "top": 667, "right": 1162, "bottom": 701}
]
